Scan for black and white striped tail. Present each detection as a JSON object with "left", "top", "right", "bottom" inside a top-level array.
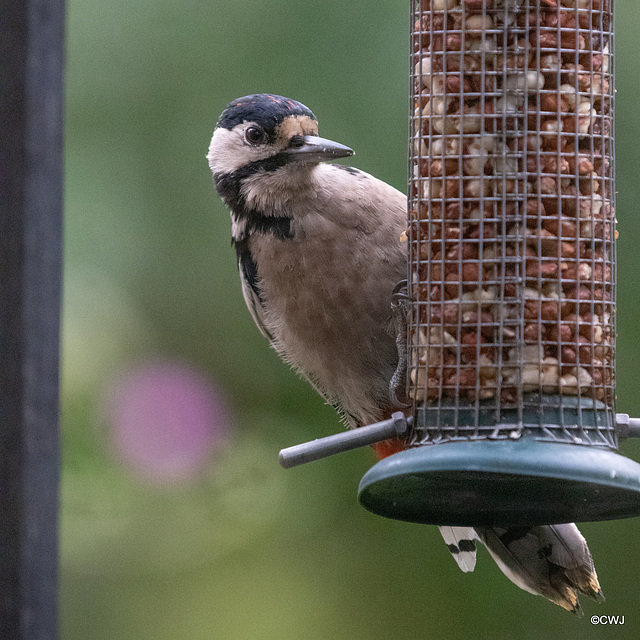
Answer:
[
  {"left": 440, "top": 524, "right": 603, "bottom": 614},
  {"left": 439, "top": 526, "right": 479, "bottom": 573}
]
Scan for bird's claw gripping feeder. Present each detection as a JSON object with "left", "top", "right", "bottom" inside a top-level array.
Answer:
[{"left": 280, "top": 0, "right": 640, "bottom": 528}]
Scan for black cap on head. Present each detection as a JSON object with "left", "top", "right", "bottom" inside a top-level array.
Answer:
[{"left": 216, "top": 94, "right": 317, "bottom": 133}]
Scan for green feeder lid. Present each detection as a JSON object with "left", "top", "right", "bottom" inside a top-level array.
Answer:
[{"left": 358, "top": 437, "right": 640, "bottom": 527}]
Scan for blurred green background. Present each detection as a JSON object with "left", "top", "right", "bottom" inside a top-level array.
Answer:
[{"left": 62, "top": 1, "right": 640, "bottom": 638}]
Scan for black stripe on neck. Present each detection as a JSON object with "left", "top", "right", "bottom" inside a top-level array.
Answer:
[
  {"left": 214, "top": 152, "right": 293, "bottom": 211},
  {"left": 237, "top": 212, "right": 293, "bottom": 242},
  {"left": 216, "top": 154, "right": 295, "bottom": 243}
]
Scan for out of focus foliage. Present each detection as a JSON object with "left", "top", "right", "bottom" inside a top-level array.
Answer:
[{"left": 62, "top": 1, "right": 640, "bottom": 638}]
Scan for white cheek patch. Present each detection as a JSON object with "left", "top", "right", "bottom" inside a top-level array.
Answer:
[{"left": 207, "top": 124, "right": 275, "bottom": 175}]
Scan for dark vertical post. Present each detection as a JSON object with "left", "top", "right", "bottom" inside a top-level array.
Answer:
[{"left": 0, "top": 0, "right": 65, "bottom": 638}]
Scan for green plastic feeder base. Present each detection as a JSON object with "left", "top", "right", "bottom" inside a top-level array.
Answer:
[{"left": 358, "top": 437, "right": 640, "bottom": 527}]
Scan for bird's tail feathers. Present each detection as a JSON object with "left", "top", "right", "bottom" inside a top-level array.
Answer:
[
  {"left": 476, "top": 523, "right": 604, "bottom": 614},
  {"left": 439, "top": 526, "right": 479, "bottom": 573}
]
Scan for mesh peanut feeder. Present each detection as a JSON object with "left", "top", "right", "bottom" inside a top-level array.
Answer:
[
  {"left": 280, "top": 0, "right": 640, "bottom": 527},
  {"left": 407, "top": 0, "right": 615, "bottom": 442}
]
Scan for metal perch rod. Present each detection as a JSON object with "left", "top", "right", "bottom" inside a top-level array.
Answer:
[
  {"left": 279, "top": 412, "right": 411, "bottom": 468},
  {"left": 279, "top": 413, "right": 640, "bottom": 468}
]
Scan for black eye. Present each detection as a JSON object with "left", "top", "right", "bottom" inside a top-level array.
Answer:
[{"left": 245, "top": 126, "right": 266, "bottom": 145}]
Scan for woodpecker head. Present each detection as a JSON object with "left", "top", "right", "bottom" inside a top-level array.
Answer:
[{"left": 207, "top": 94, "right": 354, "bottom": 214}]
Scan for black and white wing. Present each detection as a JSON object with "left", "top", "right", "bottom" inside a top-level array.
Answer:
[{"left": 236, "top": 242, "right": 274, "bottom": 342}]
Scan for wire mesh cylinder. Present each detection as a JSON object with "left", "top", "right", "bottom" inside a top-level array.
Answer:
[{"left": 408, "top": 0, "right": 616, "bottom": 446}]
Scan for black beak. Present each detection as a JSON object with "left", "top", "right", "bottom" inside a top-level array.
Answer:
[{"left": 285, "top": 135, "right": 354, "bottom": 163}]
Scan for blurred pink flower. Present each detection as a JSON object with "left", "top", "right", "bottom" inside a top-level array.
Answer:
[{"left": 103, "top": 360, "right": 232, "bottom": 483}]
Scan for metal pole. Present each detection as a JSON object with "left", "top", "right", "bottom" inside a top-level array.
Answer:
[
  {"left": 0, "top": 0, "right": 65, "bottom": 637},
  {"left": 279, "top": 413, "right": 410, "bottom": 468}
]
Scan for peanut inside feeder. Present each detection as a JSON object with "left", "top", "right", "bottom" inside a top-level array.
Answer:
[{"left": 408, "top": 0, "right": 616, "bottom": 445}]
